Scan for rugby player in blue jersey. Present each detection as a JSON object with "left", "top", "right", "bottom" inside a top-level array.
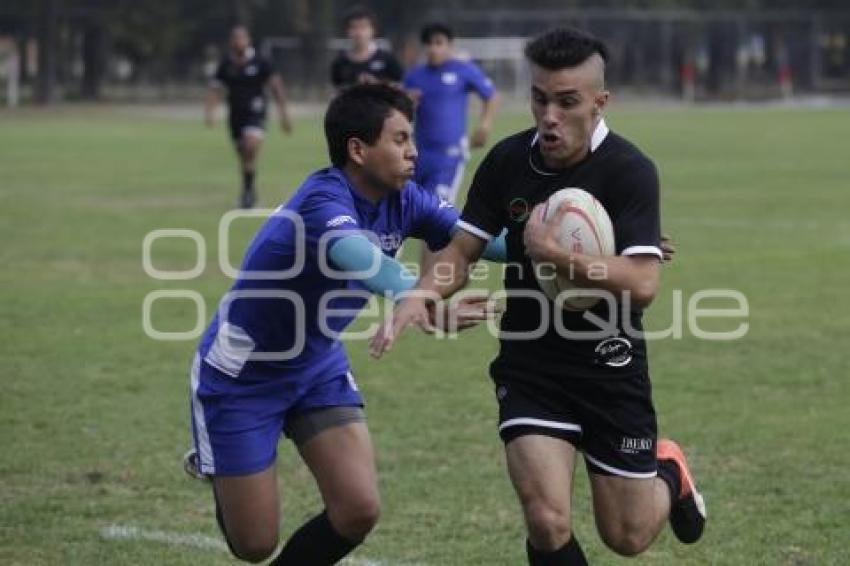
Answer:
[
  {"left": 184, "top": 83, "right": 506, "bottom": 565},
  {"left": 404, "top": 23, "right": 500, "bottom": 265}
]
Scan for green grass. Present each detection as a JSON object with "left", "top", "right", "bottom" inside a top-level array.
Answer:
[{"left": 0, "top": 103, "right": 848, "bottom": 565}]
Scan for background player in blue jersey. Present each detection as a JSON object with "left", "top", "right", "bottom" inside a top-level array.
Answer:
[
  {"left": 404, "top": 23, "right": 499, "bottom": 264},
  {"left": 185, "top": 84, "right": 505, "bottom": 565},
  {"left": 206, "top": 25, "right": 293, "bottom": 208}
]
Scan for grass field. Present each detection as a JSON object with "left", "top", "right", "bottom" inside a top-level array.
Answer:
[{"left": 1, "top": 103, "right": 848, "bottom": 565}]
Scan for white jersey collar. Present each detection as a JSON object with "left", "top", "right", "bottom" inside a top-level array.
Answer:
[
  {"left": 528, "top": 118, "right": 610, "bottom": 176},
  {"left": 590, "top": 117, "right": 609, "bottom": 152},
  {"left": 529, "top": 118, "right": 609, "bottom": 153}
]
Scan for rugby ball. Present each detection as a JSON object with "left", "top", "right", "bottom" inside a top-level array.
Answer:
[{"left": 533, "top": 188, "right": 615, "bottom": 311}]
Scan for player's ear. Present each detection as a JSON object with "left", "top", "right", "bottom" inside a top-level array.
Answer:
[
  {"left": 594, "top": 90, "right": 610, "bottom": 115},
  {"left": 347, "top": 137, "right": 368, "bottom": 166}
]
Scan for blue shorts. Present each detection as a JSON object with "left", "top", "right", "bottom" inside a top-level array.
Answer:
[
  {"left": 189, "top": 355, "right": 363, "bottom": 476},
  {"left": 414, "top": 146, "right": 468, "bottom": 204}
]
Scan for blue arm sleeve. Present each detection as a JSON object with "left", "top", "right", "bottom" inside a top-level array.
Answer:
[
  {"left": 480, "top": 229, "right": 508, "bottom": 262},
  {"left": 328, "top": 234, "right": 416, "bottom": 296}
]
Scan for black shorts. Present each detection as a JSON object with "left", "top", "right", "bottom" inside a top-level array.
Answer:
[
  {"left": 495, "top": 373, "right": 658, "bottom": 479},
  {"left": 228, "top": 111, "right": 266, "bottom": 141}
]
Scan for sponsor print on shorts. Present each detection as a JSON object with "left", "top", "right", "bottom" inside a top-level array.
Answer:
[
  {"left": 619, "top": 436, "right": 654, "bottom": 455},
  {"left": 594, "top": 336, "right": 633, "bottom": 367}
]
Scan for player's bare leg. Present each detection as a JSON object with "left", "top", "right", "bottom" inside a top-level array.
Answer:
[
  {"left": 587, "top": 473, "right": 669, "bottom": 556},
  {"left": 299, "top": 420, "right": 380, "bottom": 542},
  {"left": 505, "top": 434, "right": 588, "bottom": 564},
  {"left": 589, "top": 439, "right": 706, "bottom": 556},
  {"left": 236, "top": 130, "right": 263, "bottom": 208},
  {"left": 212, "top": 464, "right": 281, "bottom": 562},
  {"left": 270, "top": 419, "right": 379, "bottom": 564}
]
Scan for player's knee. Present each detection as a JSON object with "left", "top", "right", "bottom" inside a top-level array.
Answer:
[
  {"left": 523, "top": 500, "right": 572, "bottom": 551},
  {"left": 598, "top": 523, "right": 652, "bottom": 557},
  {"left": 228, "top": 534, "right": 279, "bottom": 563},
  {"left": 602, "top": 534, "right": 650, "bottom": 557},
  {"left": 244, "top": 137, "right": 262, "bottom": 154},
  {"left": 330, "top": 496, "right": 381, "bottom": 541}
]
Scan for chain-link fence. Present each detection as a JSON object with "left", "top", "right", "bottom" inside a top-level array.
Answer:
[{"left": 2, "top": 6, "right": 849, "bottom": 104}]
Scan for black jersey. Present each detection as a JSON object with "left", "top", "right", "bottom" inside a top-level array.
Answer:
[
  {"left": 459, "top": 120, "right": 663, "bottom": 383},
  {"left": 330, "top": 48, "right": 403, "bottom": 88},
  {"left": 213, "top": 49, "right": 274, "bottom": 117}
]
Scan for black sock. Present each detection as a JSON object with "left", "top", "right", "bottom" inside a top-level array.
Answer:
[
  {"left": 270, "top": 510, "right": 361, "bottom": 566},
  {"left": 242, "top": 169, "right": 255, "bottom": 193},
  {"left": 526, "top": 535, "right": 588, "bottom": 566},
  {"left": 657, "top": 459, "right": 682, "bottom": 504}
]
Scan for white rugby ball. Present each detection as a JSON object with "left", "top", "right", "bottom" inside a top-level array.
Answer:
[{"left": 533, "top": 188, "right": 615, "bottom": 311}]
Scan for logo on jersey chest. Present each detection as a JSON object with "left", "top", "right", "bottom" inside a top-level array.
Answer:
[
  {"left": 508, "top": 198, "right": 530, "bottom": 222},
  {"left": 376, "top": 231, "right": 402, "bottom": 253},
  {"left": 441, "top": 72, "right": 458, "bottom": 85},
  {"left": 326, "top": 215, "right": 357, "bottom": 228},
  {"left": 245, "top": 65, "right": 257, "bottom": 76},
  {"left": 369, "top": 60, "right": 386, "bottom": 71}
]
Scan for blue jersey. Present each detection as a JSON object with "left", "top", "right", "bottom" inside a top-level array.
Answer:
[
  {"left": 403, "top": 59, "right": 495, "bottom": 150},
  {"left": 197, "top": 167, "right": 459, "bottom": 384}
]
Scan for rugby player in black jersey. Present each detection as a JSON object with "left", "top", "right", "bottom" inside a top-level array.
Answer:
[
  {"left": 206, "top": 25, "right": 293, "bottom": 208},
  {"left": 371, "top": 28, "right": 702, "bottom": 565},
  {"left": 330, "top": 5, "right": 403, "bottom": 90}
]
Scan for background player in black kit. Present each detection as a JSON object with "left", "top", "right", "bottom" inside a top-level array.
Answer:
[
  {"left": 330, "top": 6, "right": 403, "bottom": 90},
  {"left": 206, "top": 25, "right": 293, "bottom": 208},
  {"left": 372, "top": 28, "right": 705, "bottom": 565}
]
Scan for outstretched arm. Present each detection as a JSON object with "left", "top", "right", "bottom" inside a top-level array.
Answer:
[
  {"left": 369, "top": 229, "right": 487, "bottom": 358},
  {"left": 328, "top": 234, "right": 416, "bottom": 296},
  {"left": 329, "top": 234, "right": 491, "bottom": 332}
]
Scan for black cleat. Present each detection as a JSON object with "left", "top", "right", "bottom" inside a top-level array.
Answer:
[{"left": 658, "top": 439, "right": 706, "bottom": 544}]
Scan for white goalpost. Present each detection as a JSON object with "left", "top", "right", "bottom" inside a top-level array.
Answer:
[
  {"left": 0, "top": 46, "right": 20, "bottom": 108},
  {"left": 260, "top": 35, "right": 530, "bottom": 100}
]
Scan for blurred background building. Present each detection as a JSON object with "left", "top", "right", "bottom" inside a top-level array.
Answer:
[{"left": 1, "top": 0, "right": 848, "bottom": 105}]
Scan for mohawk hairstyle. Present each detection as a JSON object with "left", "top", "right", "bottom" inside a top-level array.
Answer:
[{"left": 524, "top": 27, "right": 609, "bottom": 70}]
